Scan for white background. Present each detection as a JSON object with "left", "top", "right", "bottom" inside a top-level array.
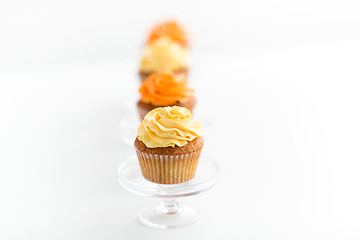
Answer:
[{"left": 1, "top": 0, "right": 360, "bottom": 239}]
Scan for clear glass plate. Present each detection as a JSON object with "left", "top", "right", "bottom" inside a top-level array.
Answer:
[{"left": 118, "top": 155, "right": 220, "bottom": 229}]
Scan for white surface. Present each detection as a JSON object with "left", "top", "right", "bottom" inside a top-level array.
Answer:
[{"left": 1, "top": 0, "right": 360, "bottom": 239}]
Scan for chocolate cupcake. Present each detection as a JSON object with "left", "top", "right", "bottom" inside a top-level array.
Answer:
[
  {"left": 139, "top": 37, "right": 189, "bottom": 82},
  {"left": 137, "top": 72, "right": 195, "bottom": 119},
  {"left": 135, "top": 106, "right": 204, "bottom": 184}
]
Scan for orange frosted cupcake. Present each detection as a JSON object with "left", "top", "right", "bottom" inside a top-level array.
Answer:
[
  {"left": 135, "top": 106, "right": 204, "bottom": 184},
  {"left": 137, "top": 72, "right": 195, "bottom": 119},
  {"left": 147, "top": 20, "right": 188, "bottom": 47},
  {"left": 139, "top": 36, "right": 189, "bottom": 82}
]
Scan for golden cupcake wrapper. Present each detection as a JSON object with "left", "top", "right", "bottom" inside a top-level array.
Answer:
[{"left": 135, "top": 149, "right": 202, "bottom": 184}]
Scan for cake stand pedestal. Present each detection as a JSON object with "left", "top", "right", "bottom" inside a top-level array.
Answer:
[{"left": 118, "top": 156, "right": 220, "bottom": 229}]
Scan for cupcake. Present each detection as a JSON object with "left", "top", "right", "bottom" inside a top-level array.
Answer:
[
  {"left": 147, "top": 20, "right": 188, "bottom": 47},
  {"left": 135, "top": 106, "right": 204, "bottom": 184},
  {"left": 139, "top": 37, "right": 189, "bottom": 82},
  {"left": 137, "top": 72, "right": 195, "bottom": 119}
]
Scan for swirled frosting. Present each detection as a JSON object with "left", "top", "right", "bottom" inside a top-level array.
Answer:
[
  {"left": 148, "top": 21, "right": 188, "bottom": 47},
  {"left": 139, "top": 72, "right": 193, "bottom": 106},
  {"left": 137, "top": 106, "right": 203, "bottom": 148},
  {"left": 140, "top": 37, "right": 189, "bottom": 73}
]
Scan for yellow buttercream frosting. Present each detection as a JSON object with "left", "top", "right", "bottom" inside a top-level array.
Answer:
[
  {"left": 140, "top": 37, "right": 189, "bottom": 73},
  {"left": 137, "top": 106, "right": 203, "bottom": 148}
]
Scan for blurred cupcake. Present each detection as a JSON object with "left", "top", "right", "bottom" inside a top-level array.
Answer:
[
  {"left": 137, "top": 72, "right": 195, "bottom": 119},
  {"left": 139, "top": 37, "right": 189, "bottom": 82},
  {"left": 135, "top": 106, "right": 204, "bottom": 184},
  {"left": 147, "top": 20, "right": 188, "bottom": 47}
]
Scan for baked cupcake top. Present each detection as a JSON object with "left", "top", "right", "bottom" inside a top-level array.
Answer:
[
  {"left": 139, "top": 72, "right": 194, "bottom": 106},
  {"left": 140, "top": 37, "right": 189, "bottom": 73},
  {"left": 137, "top": 106, "right": 203, "bottom": 148},
  {"left": 147, "top": 21, "right": 188, "bottom": 47}
]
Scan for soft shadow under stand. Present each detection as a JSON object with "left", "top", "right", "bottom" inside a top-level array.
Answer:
[{"left": 118, "top": 156, "right": 220, "bottom": 229}]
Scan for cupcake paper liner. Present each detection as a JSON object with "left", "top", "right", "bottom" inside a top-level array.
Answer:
[{"left": 135, "top": 149, "right": 202, "bottom": 184}]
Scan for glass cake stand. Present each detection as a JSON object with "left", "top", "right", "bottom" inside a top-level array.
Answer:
[{"left": 118, "top": 156, "right": 220, "bottom": 229}]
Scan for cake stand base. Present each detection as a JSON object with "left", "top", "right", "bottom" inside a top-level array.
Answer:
[{"left": 139, "top": 198, "right": 198, "bottom": 229}]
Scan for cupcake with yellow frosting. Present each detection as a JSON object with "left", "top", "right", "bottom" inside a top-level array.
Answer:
[
  {"left": 137, "top": 72, "right": 195, "bottom": 119},
  {"left": 135, "top": 106, "right": 204, "bottom": 184},
  {"left": 139, "top": 36, "right": 189, "bottom": 82}
]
